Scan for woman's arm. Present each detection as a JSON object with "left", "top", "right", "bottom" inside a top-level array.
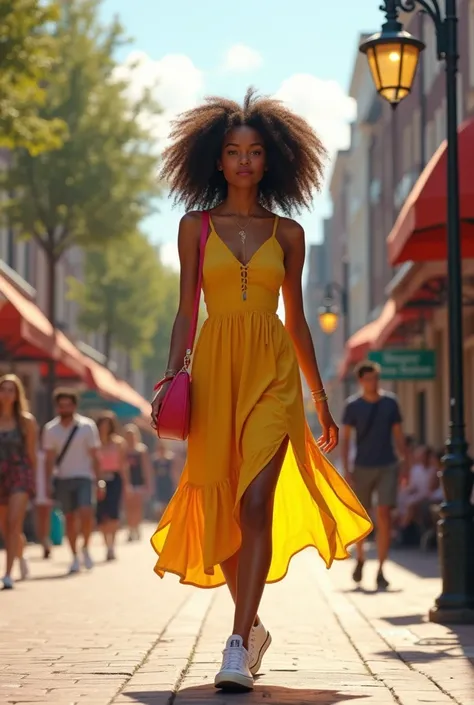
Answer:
[
  {"left": 23, "top": 413, "right": 38, "bottom": 474},
  {"left": 162, "top": 211, "right": 202, "bottom": 375},
  {"left": 140, "top": 445, "right": 154, "bottom": 495},
  {"left": 118, "top": 439, "right": 130, "bottom": 486},
  {"left": 281, "top": 219, "right": 338, "bottom": 452}
]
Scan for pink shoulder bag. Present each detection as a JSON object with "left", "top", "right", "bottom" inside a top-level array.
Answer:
[{"left": 151, "top": 211, "right": 210, "bottom": 441}]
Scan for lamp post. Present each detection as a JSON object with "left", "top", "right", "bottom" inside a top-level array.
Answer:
[
  {"left": 318, "top": 259, "right": 350, "bottom": 398},
  {"left": 360, "top": 0, "right": 474, "bottom": 623}
]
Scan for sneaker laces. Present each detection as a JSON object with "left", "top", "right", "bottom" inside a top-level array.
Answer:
[{"left": 222, "top": 645, "right": 247, "bottom": 671}]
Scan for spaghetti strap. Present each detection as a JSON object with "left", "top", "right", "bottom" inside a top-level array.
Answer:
[{"left": 271, "top": 215, "right": 279, "bottom": 238}]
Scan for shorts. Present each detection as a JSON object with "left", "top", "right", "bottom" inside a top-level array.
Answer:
[
  {"left": 352, "top": 463, "right": 400, "bottom": 510},
  {"left": 97, "top": 472, "right": 122, "bottom": 523},
  {"left": 55, "top": 478, "right": 94, "bottom": 514}
]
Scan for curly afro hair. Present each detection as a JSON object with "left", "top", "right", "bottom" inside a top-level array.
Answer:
[{"left": 160, "top": 87, "right": 327, "bottom": 215}]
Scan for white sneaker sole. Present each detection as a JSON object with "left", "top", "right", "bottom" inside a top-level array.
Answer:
[
  {"left": 250, "top": 630, "right": 272, "bottom": 675},
  {"left": 214, "top": 670, "right": 253, "bottom": 692}
]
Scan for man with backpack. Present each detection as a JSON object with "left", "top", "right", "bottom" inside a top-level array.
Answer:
[
  {"left": 43, "top": 389, "right": 101, "bottom": 574},
  {"left": 341, "top": 361, "right": 406, "bottom": 590}
]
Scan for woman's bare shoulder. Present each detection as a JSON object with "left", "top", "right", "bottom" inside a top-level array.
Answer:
[
  {"left": 178, "top": 211, "right": 204, "bottom": 248},
  {"left": 277, "top": 217, "right": 305, "bottom": 252},
  {"left": 20, "top": 411, "right": 36, "bottom": 426}
]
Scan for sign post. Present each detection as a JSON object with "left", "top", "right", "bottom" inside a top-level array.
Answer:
[{"left": 367, "top": 349, "right": 436, "bottom": 380}]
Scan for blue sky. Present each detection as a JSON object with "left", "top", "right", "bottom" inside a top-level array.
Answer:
[{"left": 100, "top": 0, "right": 384, "bottom": 268}]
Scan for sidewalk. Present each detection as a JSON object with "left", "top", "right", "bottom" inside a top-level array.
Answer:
[{"left": 1, "top": 530, "right": 473, "bottom": 704}]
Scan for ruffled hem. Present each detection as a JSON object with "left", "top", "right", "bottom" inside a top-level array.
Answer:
[{"left": 150, "top": 428, "right": 372, "bottom": 589}]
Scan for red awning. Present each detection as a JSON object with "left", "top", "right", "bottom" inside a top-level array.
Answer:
[
  {"left": 85, "top": 358, "right": 150, "bottom": 417},
  {"left": 387, "top": 118, "right": 474, "bottom": 265},
  {"left": 339, "top": 299, "right": 419, "bottom": 379},
  {"left": 0, "top": 274, "right": 87, "bottom": 379}
]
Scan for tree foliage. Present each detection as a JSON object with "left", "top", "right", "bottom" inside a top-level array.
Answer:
[
  {"left": 0, "top": 0, "right": 66, "bottom": 153},
  {"left": 1, "top": 0, "right": 161, "bottom": 320},
  {"left": 68, "top": 232, "right": 174, "bottom": 367},
  {"left": 143, "top": 265, "right": 180, "bottom": 381}
]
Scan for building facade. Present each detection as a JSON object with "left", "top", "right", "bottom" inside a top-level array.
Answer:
[{"left": 330, "top": 1, "right": 474, "bottom": 450}]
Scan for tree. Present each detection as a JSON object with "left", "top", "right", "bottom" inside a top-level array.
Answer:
[
  {"left": 68, "top": 232, "right": 167, "bottom": 366},
  {"left": 0, "top": 0, "right": 66, "bottom": 154},
  {"left": 142, "top": 266, "right": 180, "bottom": 384},
  {"left": 1, "top": 0, "right": 161, "bottom": 408}
]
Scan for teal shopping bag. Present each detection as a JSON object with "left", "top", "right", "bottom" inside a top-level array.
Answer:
[{"left": 49, "top": 508, "right": 64, "bottom": 546}]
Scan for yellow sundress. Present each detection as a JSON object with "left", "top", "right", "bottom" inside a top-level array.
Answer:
[{"left": 151, "top": 215, "right": 372, "bottom": 588}]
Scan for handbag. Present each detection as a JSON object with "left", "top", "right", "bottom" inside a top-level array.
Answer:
[{"left": 152, "top": 211, "right": 210, "bottom": 441}]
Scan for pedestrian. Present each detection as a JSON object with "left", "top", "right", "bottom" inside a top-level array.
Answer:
[
  {"left": 341, "top": 360, "right": 406, "bottom": 590},
  {"left": 43, "top": 388, "right": 101, "bottom": 574},
  {"left": 0, "top": 374, "right": 37, "bottom": 589},
  {"left": 123, "top": 423, "right": 152, "bottom": 541},
  {"left": 34, "top": 425, "right": 53, "bottom": 559},
  {"left": 96, "top": 412, "right": 129, "bottom": 561},
  {"left": 150, "top": 89, "right": 372, "bottom": 691},
  {"left": 151, "top": 440, "right": 175, "bottom": 521}
]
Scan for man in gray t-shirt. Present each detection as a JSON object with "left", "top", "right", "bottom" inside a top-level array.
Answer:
[{"left": 341, "top": 361, "right": 406, "bottom": 590}]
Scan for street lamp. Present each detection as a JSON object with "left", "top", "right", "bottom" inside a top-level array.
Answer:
[
  {"left": 318, "top": 268, "right": 350, "bottom": 397},
  {"left": 360, "top": 0, "right": 474, "bottom": 624},
  {"left": 318, "top": 296, "right": 340, "bottom": 336}
]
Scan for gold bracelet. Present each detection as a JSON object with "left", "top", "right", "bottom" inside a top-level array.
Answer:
[{"left": 311, "top": 388, "right": 328, "bottom": 403}]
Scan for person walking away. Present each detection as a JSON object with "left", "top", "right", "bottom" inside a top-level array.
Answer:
[
  {"left": 43, "top": 389, "right": 101, "bottom": 574},
  {"left": 96, "top": 412, "right": 129, "bottom": 560},
  {"left": 123, "top": 424, "right": 152, "bottom": 541},
  {"left": 341, "top": 361, "right": 406, "bottom": 590},
  {"left": 151, "top": 440, "right": 175, "bottom": 521},
  {"left": 150, "top": 89, "right": 372, "bottom": 691},
  {"left": 34, "top": 425, "right": 53, "bottom": 559},
  {"left": 0, "top": 374, "right": 37, "bottom": 589}
]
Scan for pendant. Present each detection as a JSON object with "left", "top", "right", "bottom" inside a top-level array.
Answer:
[{"left": 239, "top": 230, "right": 246, "bottom": 244}]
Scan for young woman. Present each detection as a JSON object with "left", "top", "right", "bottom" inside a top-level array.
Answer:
[
  {"left": 150, "top": 89, "right": 372, "bottom": 691},
  {"left": 0, "top": 374, "right": 37, "bottom": 589},
  {"left": 96, "top": 412, "right": 129, "bottom": 561},
  {"left": 123, "top": 424, "right": 152, "bottom": 541}
]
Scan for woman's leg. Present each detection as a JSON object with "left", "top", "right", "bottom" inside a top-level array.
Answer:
[
  {"left": 0, "top": 505, "right": 7, "bottom": 575},
  {"left": 220, "top": 552, "right": 261, "bottom": 627},
  {"left": 231, "top": 439, "right": 288, "bottom": 648},
  {"left": 35, "top": 504, "right": 52, "bottom": 556},
  {"left": 6, "top": 492, "right": 29, "bottom": 578}
]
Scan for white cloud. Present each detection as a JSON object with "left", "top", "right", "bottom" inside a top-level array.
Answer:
[
  {"left": 274, "top": 74, "right": 356, "bottom": 157},
  {"left": 113, "top": 51, "right": 204, "bottom": 148},
  {"left": 221, "top": 44, "right": 263, "bottom": 73}
]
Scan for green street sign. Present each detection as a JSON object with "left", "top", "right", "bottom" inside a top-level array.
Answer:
[{"left": 367, "top": 349, "right": 436, "bottom": 380}]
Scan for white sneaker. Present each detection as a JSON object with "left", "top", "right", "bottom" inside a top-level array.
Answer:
[
  {"left": 249, "top": 621, "right": 272, "bottom": 675},
  {"left": 82, "top": 549, "right": 93, "bottom": 570},
  {"left": 19, "top": 557, "right": 29, "bottom": 581},
  {"left": 69, "top": 556, "right": 80, "bottom": 574},
  {"left": 214, "top": 635, "right": 253, "bottom": 691},
  {"left": 2, "top": 575, "right": 14, "bottom": 590}
]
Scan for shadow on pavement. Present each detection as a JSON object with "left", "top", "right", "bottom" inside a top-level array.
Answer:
[
  {"left": 123, "top": 686, "right": 366, "bottom": 703},
  {"left": 376, "top": 611, "right": 474, "bottom": 665},
  {"left": 389, "top": 547, "right": 440, "bottom": 579}
]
